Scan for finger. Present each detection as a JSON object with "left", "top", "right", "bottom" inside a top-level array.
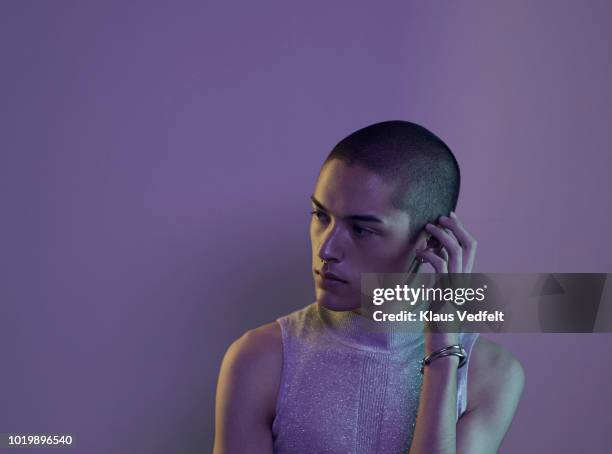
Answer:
[
  {"left": 426, "top": 245, "right": 448, "bottom": 279},
  {"left": 425, "top": 223, "right": 462, "bottom": 272},
  {"left": 438, "top": 212, "right": 477, "bottom": 272},
  {"left": 432, "top": 246, "right": 450, "bottom": 282},
  {"left": 435, "top": 246, "right": 449, "bottom": 263},
  {"left": 416, "top": 249, "right": 448, "bottom": 274}
]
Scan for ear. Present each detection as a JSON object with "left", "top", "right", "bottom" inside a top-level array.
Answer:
[
  {"left": 426, "top": 234, "right": 442, "bottom": 250},
  {"left": 412, "top": 230, "right": 432, "bottom": 251}
]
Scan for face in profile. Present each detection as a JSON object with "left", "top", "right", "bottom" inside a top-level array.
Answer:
[{"left": 310, "top": 159, "right": 426, "bottom": 311}]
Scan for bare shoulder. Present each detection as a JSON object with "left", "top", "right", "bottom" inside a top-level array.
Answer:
[
  {"left": 225, "top": 321, "right": 283, "bottom": 370},
  {"left": 466, "top": 336, "right": 525, "bottom": 414},
  {"left": 214, "top": 322, "right": 283, "bottom": 452},
  {"left": 216, "top": 322, "right": 283, "bottom": 423}
]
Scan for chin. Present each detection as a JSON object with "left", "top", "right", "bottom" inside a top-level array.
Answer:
[{"left": 316, "top": 291, "right": 358, "bottom": 312}]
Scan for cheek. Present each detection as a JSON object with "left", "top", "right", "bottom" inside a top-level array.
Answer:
[
  {"left": 359, "top": 239, "right": 412, "bottom": 270},
  {"left": 349, "top": 248, "right": 389, "bottom": 273},
  {"left": 310, "top": 225, "right": 326, "bottom": 258},
  {"left": 309, "top": 216, "right": 324, "bottom": 235},
  {"left": 385, "top": 243, "right": 415, "bottom": 271},
  {"left": 309, "top": 223, "right": 319, "bottom": 247}
]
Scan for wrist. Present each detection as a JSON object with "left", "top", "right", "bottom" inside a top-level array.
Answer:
[
  {"left": 422, "top": 354, "right": 460, "bottom": 373},
  {"left": 424, "top": 332, "right": 460, "bottom": 354},
  {"left": 420, "top": 343, "right": 466, "bottom": 374}
]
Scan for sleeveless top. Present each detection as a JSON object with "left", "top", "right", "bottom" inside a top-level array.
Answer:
[{"left": 271, "top": 302, "right": 480, "bottom": 454}]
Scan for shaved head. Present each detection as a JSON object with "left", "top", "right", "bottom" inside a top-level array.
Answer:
[{"left": 323, "top": 120, "right": 460, "bottom": 244}]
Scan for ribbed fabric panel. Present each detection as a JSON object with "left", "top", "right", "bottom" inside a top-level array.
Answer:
[
  {"left": 356, "top": 352, "right": 390, "bottom": 453},
  {"left": 271, "top": 302, "right": 480, "bottom": 453}
]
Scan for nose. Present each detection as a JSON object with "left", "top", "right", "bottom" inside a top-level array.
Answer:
[{"left": 318, "top": 221, "right": 344, "bottom": 264}]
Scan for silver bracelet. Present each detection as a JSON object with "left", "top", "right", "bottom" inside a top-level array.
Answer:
[{"left": 420, "top": 344, "right": 467, "bottom": 374}]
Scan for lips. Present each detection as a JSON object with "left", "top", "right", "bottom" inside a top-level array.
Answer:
[{"left": 316, "top": 269, "right": 348, "bottom": 283}]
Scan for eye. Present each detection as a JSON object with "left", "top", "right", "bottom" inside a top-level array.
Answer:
[
  {"left": 310, "top": 210, "right": 329, "bottom": 222},
  {"left": 352, "top": 225, "right": 374, "bottom": 237}
]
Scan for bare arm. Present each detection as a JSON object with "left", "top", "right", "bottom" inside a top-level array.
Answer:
[
  {"left": 408, "top": 336, "right": 525, "bottom": 454},
  {"left": 411, "top": 213, "right": 525, "bottom": 453},
  {"left": 408, "top": 339, "right": 461, "bottom": 454},
  {"left": 213, "top": 322, "right": 282, "bottom": 454},
  {"left": 456, "top": 336, "right": 525, "bottom": 453}
]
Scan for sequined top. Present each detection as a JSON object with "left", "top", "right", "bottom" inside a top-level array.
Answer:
[{"left": 271, "top": 302, "right": 480, "bottom": 453}]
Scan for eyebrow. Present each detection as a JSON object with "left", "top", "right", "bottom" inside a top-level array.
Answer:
[{"left": 310, "top": 195, "right": 385, "bottom": 224}]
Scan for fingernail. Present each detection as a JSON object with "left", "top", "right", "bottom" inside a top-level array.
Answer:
[{"left": 450, "top": 211, "right": 457, "bottom": 218}]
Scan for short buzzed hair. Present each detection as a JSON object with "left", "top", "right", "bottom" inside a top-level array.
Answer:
[{"left": 324, "top": 120, "right": 460, "bottom": 243}]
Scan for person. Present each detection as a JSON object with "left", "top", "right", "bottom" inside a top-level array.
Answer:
[{"left": 213, "top": 121, "right": 525, "bottom": 453}]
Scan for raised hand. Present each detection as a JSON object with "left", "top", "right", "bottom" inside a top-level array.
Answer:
[
  {"left": 416, "top": 211, "right": 477, "bottom": 274},
  {"left": 414, "top": 211, "right": 478, "bottom": 353}
]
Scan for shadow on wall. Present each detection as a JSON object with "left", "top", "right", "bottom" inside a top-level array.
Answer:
[{"left": 199, "top": 217, "right": 313, "bottom": 452}]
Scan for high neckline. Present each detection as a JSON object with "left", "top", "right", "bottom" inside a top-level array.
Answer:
[{"left": 316, "top": 302, "right": 424, "bottom": 353}]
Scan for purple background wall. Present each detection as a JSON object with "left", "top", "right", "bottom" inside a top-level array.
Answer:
[{"left": 2, "top": 1, "right": 611, "bottom": 452}]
